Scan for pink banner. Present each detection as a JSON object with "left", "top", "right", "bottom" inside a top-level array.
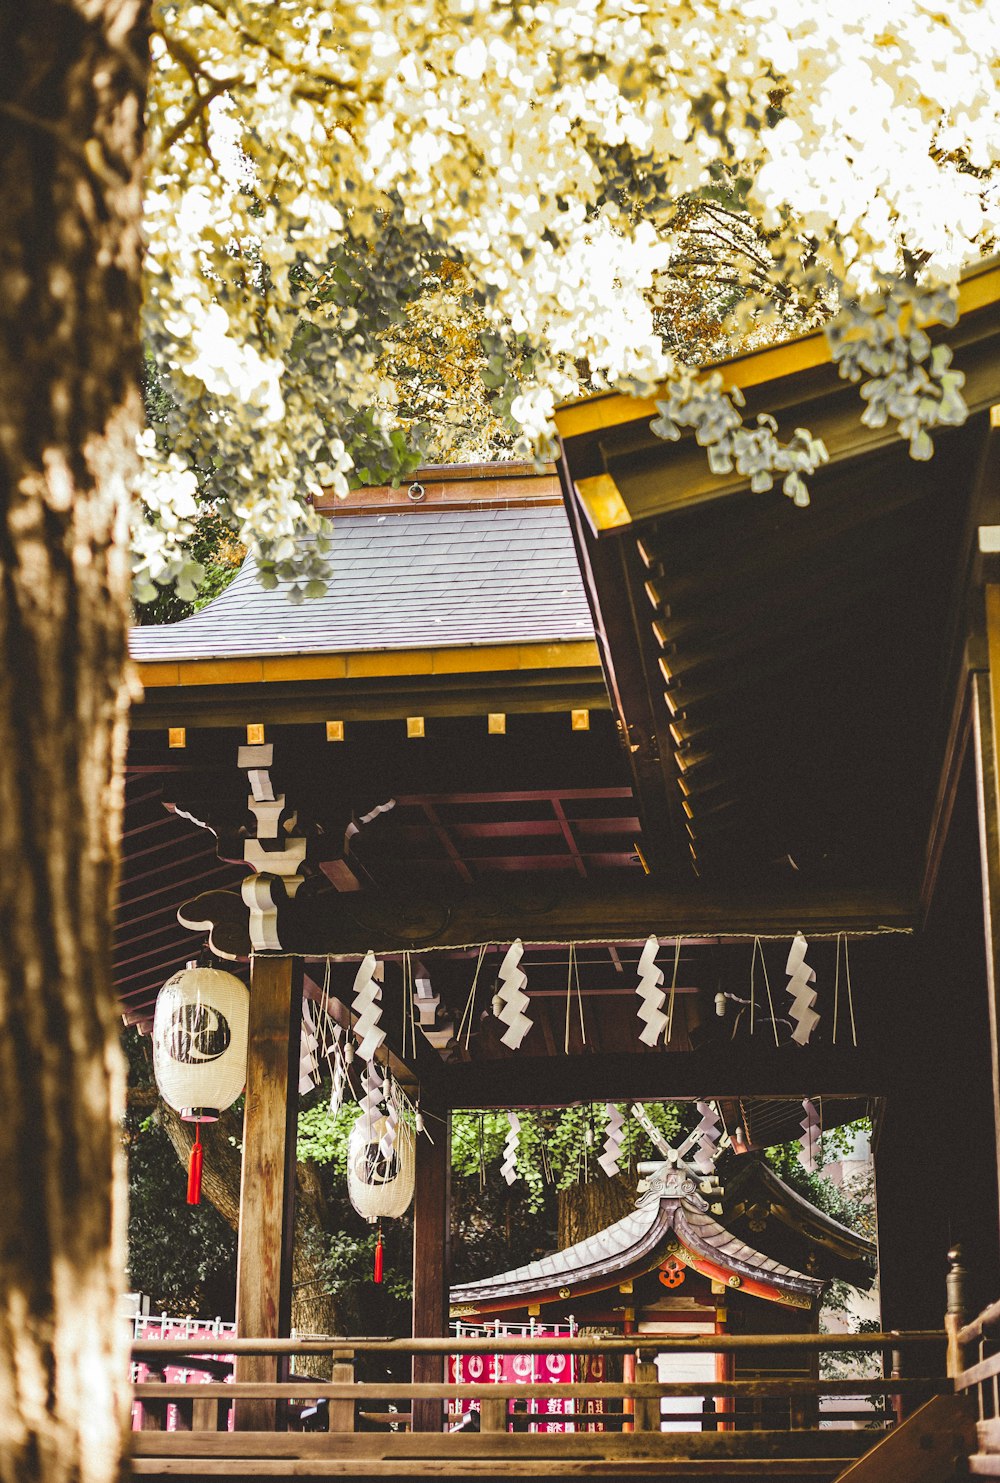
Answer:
[
  {"left": 449, "top": 1343, "right": 582, "bottom": 1432},
  {"left": 131, "top": 1322, "right": 235, "bottom": 1433}
]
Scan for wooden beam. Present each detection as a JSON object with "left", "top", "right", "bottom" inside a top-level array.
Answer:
[
  {"left": 973, "top": 637, "right": 1000, "bottom": 1224},
  {"left": 180, "top": 878, "right": 915, "bottom": 961},
  {"left": 411, "top": 1104, "right": 451, "bottom": 1433},
  {"left": 234, "top": 955, "right": 303, "bottom": 1429},
  {"left": 438, "top": 1046, "right": 886, "bottom": 1110}
]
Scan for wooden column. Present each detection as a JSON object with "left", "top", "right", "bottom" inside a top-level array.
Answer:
[
  {"left": 234, "top": 954, "right": 303, "bottom": 1429},
  {"left": 715, "top": 1307, "right": 735, "bottom": 1431},
  {"left": 411, "top": 1104, "right": 451, "bottom": 1433},
  {"left": 973, "top": 592, "right": 1000, "bottom": 1219}
]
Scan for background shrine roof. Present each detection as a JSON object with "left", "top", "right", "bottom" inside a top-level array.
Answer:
[
  {"left": 450, "top": 1176, "right": 826, "bottom": 1314},
  {"left": 129, "top": 505, "right": 594, "bottom": 663}
]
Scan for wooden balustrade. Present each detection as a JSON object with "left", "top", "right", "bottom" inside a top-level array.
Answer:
[
  {"left": 129, "top": 1329, "right": 948, "bottom": 1479},
  {"left": 945, "top": 1245, "right": 1000, "bottom": 1477}
]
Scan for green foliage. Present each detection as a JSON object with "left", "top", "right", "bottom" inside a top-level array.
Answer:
[
  {"left": 764, "top": 1118, "right": 874, "bottom": 1244},
  {"left": 133, "top": 352, "right": 246, "bottom": 624},
  {"left": 125, "top": 1115, "right": 237, "bottom": 1318},
  {"left": 296, "top": 1102, "right": 357, "bottom": 1166}
]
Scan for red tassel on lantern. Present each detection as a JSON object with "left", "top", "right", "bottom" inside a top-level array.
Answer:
[
  {"left": 373, "top": 1227, "right": 384, "bottom": 1284},
  {"left": 187, "top": 1126, "right": 203, "bottom": 1205}
]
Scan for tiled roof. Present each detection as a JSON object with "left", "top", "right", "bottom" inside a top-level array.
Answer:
[
  {"left": 130, "top": 506, "right": 594, "bottom": 662},
  {"left": 450, "top": 1182, "right": 825, "bottom": 1310},
  {"left": 450, "top": 1200, "right": 667, "bottom": 1307}
]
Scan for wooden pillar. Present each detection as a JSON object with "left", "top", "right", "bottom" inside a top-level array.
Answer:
[
  {"left": 621, "top": 1308, "right": 635, "bottom": 1432},
  {"left": 715, "top": 1307, "right": 735, "bottom": 1431},
  {"left": 234, "top": 955, "right": 303, "bottom": 1430},
  {"left": 411, "top": 1103, "right": 451, "bottom": 1433},
  {"left": 973, "top": 595, "right": 1000, "bottom": 1221}
]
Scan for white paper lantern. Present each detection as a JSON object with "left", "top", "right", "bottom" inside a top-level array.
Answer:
[
  {"left": 152, "top": 966, "right": 250, "bottom": 1121},
  {"left": 347, "top": 1110, "right": 415, "bottom": 1221}
]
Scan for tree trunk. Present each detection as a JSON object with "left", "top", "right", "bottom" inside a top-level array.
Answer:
[
  {"left": 162, "top": 1107, "right": 341, "bottom": 1372},
  {"left": 557, "top": 1175, "right": 636, "bottom": 1250},
  {"left": 0, "top": 6, "right": 147, "bottom": 1482}
]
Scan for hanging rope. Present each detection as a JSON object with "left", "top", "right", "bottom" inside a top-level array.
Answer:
[
  {"left": 749, "top": 939, "right": 757, "bottom": 1035},
  {"left": 563, "top": 943, "right": 587, "bottom": 1053},
  {"left": 458, "top": 944, "right": 488, "bottom": 1049},
  {"left": 752, "top": 936, "right": 780, "bottom": 1047},
  {"left": 575, "top": 945, "right": 586, "bottom": 1046},
  {"left": 844, "top": 935, "right": 858, "bottom": 1047}
]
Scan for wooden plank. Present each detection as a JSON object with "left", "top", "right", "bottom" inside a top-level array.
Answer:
[
  {"left": 631, "top": 1360, "right": 661, "bottom": 1433},
  {"left": 971, "top": 1459, "right": 1000, "bottom": 1476},
  {"left": 190, "top": 1395, "right": 219, "bottom": 1432},
  {"left": 961, "top": 1294, "right": 1000, "bottom": 1346},
  {"left": 132, "top": 1331, "right": 944, "bottom": 1358},
  {"left": 130, "top": 1462, "right": 848, "bottom": 1477},
  {"left": 977, "top": 1417, "right": 1000, "bottom": 1452},
  {"left": 974, "top": 638, "right": 1000, "bottom": 1226},
  {"left": 831, "top": 1393, "right": 976, "bottom": 1483},
  {"left": 411, "top": 1103, "right": 451, "bottom": 1433},
  {"left": 957, "top": 1347, "right": 1000, "bottom": 1390},
  {"left": 439, "top": 1046, "right": 889, "bottom": 1107},
  {"left": 133, "top": 1430, "right": 867, "bottom": 1459},
  {"left": 234, "top": 954, "right": 303, "bottom": 1430},
  {"left": 133, "top": 1378, "right": 948, "bottom": 1402},
  {"left": 180, "top": 875, "right": 915, "bottom": 964},
  {"left": 327, "top": 1361, "right": 354, "bottom": 1435}
]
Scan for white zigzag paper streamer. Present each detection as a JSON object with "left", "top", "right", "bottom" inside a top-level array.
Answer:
[
  {"left": 379, "top": 1084, "right": 400, "bottom": 1163},
  {"left": 298, "top": 998, "right": 320, "bottom": 1095},
  {"left": 692, "top": 1100, "right": 721, "bottom": 1174},
  {"left": 598, "top": 1104, "right": 625, "bottom": 1177},
  {"left": 353, "top": 951, "right": 386, "bottom": 1062},
  {"left": 501, "top": 1112, "right": 521, "bottom": 1185},
  {"left": 785, "top": 933, "right": 820, "bottom": 1046},
  {"left": 635, "top": 935, "right": 669, "bottom": 1047},
  {"left": 495, "top": 940, "right": 533, "bottom": 1050},
  {"left": 799, "top": 1098, "right": 821, "bottom": 1173},
  {"left": 328, "top": 1026, "right": 347, "bottom": 1117},
  {"left": 359, "top": 1061, "right": 384, "bottom": 1141}
]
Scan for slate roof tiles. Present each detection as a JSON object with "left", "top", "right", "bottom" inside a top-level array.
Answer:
[{"left": 130, "top": 506, "right": 594, "bottom": 662}]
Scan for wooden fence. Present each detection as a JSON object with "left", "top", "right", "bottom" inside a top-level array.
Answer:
[{"left": 130, "top": 1329, "right": 948, "bottom": 1479}]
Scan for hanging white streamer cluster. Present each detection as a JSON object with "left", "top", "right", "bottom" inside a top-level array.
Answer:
[
  {"left": 501, "top": 1112, "right": 521, "bottom": 1185},
  {"left": 635, "top": 935, "right": 669, "bottom": 1047},
  {"left": 785, "top": 933, "right": 820, "bottom": 1046},
  {"left": 799, "top": 1098, "right": 822, "bottom": 1172},
  {"left": 494, "top": 939, "right": 533, "bottom": 1050},
  {"left": 352, "top": 950, "right": 386, "bottom": 1062},
  {"left": 598, "top": 1104, "right": 625, "bottom": 1177},
  {"left": 692, "top": 1100, "right": 721, "bottom": 1174}
]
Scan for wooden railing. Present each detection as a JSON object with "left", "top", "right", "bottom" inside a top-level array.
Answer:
[
  {"left": 952, "top": 1246, "right": 1000, "bottom": 1476},
  {"left": 130, "top": 1329, "right": 948, "bottom": 1479}
]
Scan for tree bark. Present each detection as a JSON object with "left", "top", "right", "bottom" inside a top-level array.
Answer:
[
  {"left": 0, "top": 5, "right": 147, "bottom": 1482},
  {"left": 557, "top": 1175, "right": 636, "bottom": 1250},
  {"left": 162, "top": 1107, "right": 340, "bottom": 1372}
]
